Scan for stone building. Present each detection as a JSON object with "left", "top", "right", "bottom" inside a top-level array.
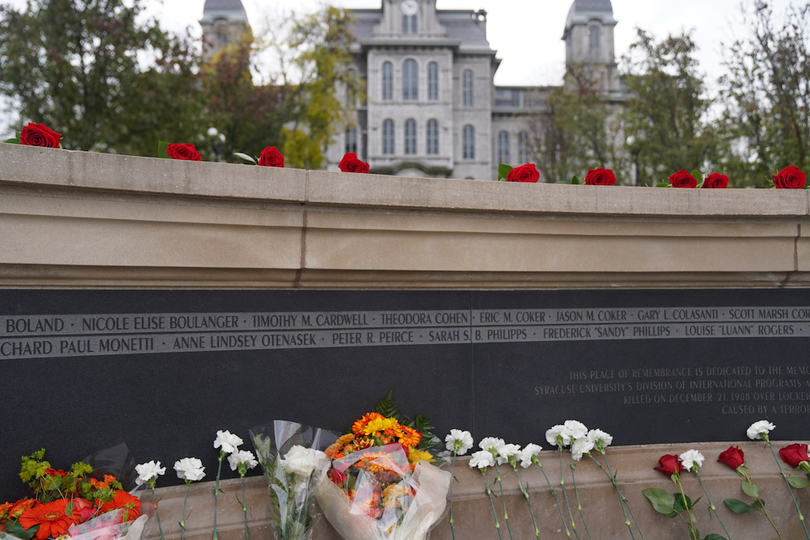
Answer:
[{"left": 201, "top": 0, "right": 623, "bottom": 180}]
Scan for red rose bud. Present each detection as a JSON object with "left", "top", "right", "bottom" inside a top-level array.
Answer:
[
  {"left": 717, "top": 445, "right": 745, "bottom": 469},
  {"left": 338, "top": 152, "right": 370, "bottom": 173},
  {"left": 506, "top": 163, "right": 540, "bottom": 183},
  {"left": 669, "top": 169, "right": 697, "bottom": 188},
  {"left": 779, "top": 443, "right": 810, "bottom": 469},
  {"left": 654, "top": 454, "right": 684, "bottom": 477},
  {"left": 167, "top": 143, "right": 202, "bottom": 161},
  {"left": 584, "top": 168, "right": 617, "bottom": 186},
  {"left": 702, "top": 172, "right": 729, "bottom": 189},
  {"left": 19, "top": 123, "right": 62, "bottom": 148},
  {"left": 258, "top": 146, "right": 284, "bottom": 167},
  {"left": 773, "top": 165, "right": 806, "bottom": 189}
]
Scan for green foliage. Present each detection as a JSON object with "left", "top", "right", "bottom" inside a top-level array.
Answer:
[
  {"left": 787, "top": 476, "right": 810, "bottom": 489},
  {"left": 19, "top": 449, "right": 49, "bottom": 487},
  {"left": 622, "top": 29, "right": 722, "bottom": 186},
  {"left": 643, "top": 488, "right": 679, "bottom": 517},
  {"left": 498, "top": 163, "right": 513, "bottom": 181},
  {"left": 571, "top": 175, "right": 581, "bottom": 185},
  {"left": 373, "top": 389, "right": 440, "bottom": 450},
  {"left": 740, "top": 479, "right": 759, "bottom": 498},
  {"left": 375, "top": 388, "right": 402, "bottom": 419},
  {"left": 234, "top": 152, "right": 257, "bottom": 164},
  {"left": 719, "top": 0, "right": 810, "bottom": 186},
  {"left": 157, "top": 141, "right": 170, "bottom": 159},
  {"left": 703, "top": 535, "right": 726, "bottom": 540},
  {"left": 0, "top": 0, "right": 206, "bottom": 156},
  {"left": 724, "top": 498, "right": 763, "bottom": 514},
  {"left": 3, "top": 520, "right": 37, "bottom": 540}
]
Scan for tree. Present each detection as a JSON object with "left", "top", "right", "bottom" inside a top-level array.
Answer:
[
  {"left": 719, "top": 0, "right": 810, "bottom": 186},
  {"left": 0, "top": 0, "right": 206, "bottom": 156},
  {"left": 621, "top": 30, "right": 722, "bottom": 185},
  {"left": 529, "top": 66, "right": 626, "bottom": 183}
]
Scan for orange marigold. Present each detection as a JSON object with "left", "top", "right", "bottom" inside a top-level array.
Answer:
[
  {"left": 0, "top": 502, "right": 13, "bottom": 521},
  {"left": 398, "top": 426, "right": 422, "bottom": 448},
  {"left": 351, "top": 412, "right": 385, "bottom": 435},
  {"left": 9, "top": 499, "right": 38, "bottom": 520},
  {"left": 19, "top": 499, "right": 76, "bottom": 540}
]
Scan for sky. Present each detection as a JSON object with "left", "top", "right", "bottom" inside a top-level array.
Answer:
[{"left": 0, "top": 0, "right": 801, "bottom": 136}]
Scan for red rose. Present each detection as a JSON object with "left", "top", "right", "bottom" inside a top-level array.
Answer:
[
  {"left": 166, "top": 143, "right": 202, "bottom": 161},
  {"left": 338, "top": 152, "right": 370, "bottom": 173},
  {"left": 584, "top": 168, "right": 617, "bottom": 186},
  {"left": 506, "top": 163, "right": 540, "bottom": 183},
  {"left": 773, "top": 165, "right": 806, "bottom": 189},
  {"left": 669, "top": 169, "right": 697, "bottom": 188},
  {"left": 654, "top": 454, "right": 684, "bottom": 477},
  {"left": 718, "top": 445, "right": 745, "bottom": 469},
  {"left": 779, "top": 443, "right": 810, "bottom": 469},
  {"left": 19, "top": 123, "right": 62, "bottom": 148},
  {"left": 258, "top": 146, "right": 284, "bottom": 167},
  {"left": 702, "top": 172, "right": 729, "bottom": 189}
]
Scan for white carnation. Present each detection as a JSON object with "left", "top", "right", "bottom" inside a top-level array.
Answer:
[
  {"left": 571, "top": 438, "right": 594, "bottom": 461},
  {"left": 679, "top": 450, "right": 705, "bottom": 471},
  {"left": 228, "top": 450, "right": 258, "bottom": 472},
  {"left": 135, "top": 461, "right": 165, "bottom": 486},
  {"left": 587, "top": 429, "right": 613, "bottom": 451},
  {"left": 747, "top": 420, "right": 775, "bottom": 440},
  {"left": 497, "top": 443, "right": 521, "bottom": 465},
  {"left": 469, "top": 450, "right": 495, "bottom": 469},
  {"left": 445, "top": 429, "right": 474, "bottom": 455},
  {"left": 214, "top": 430, "right": 244, "bottom": 454},
  {"left": 546, "top": 425, "right": 565, "bottom": 446},
  {"left": 478, "top": 437, "right": 506, "bottom": 453},
  {"left": 519, "top": 444, "right": 542, "bottom": 468},
  {"left": 174, "top": 457, "right": 205, "bottom": 482}
]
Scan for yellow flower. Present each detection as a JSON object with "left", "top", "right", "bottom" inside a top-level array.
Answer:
[
  {"left": 408, "top": 449, "right": 434, "bottom": 463},
  {"left": 363, "top": 417, "right": 400, "bottom": 436}
]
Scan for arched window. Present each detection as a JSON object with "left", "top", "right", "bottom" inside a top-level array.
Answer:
[
  {"left": 462, "top": 69, "right": 474, "bottom": 107},
  {"left": 588, "top": 26, "right": 601, "bottom": 57},
  {"left": 426, "top": 119, "right": 439, "bottom": 155},
  {"left": 405, "top": 119, "right": 417, "bottom": 155},
  {"left": 383, "top": 119, "right": 395, "bottom": 155},
  {"left": 345, "top": 126, "right": 357, "bottom": 154},
  {"left": 382, "top": 62, "right": 393, "bottom": 101},
  {"left": 463, "top": 124, "right": 475, "bottom": 160},
  {"left": 497, "top": 131, "right": 510, "bottom": 165},
  {"left": 402, "top": 14, "right": 418, "bottom": 34},
  {"left": 428, "top": 62, "right": 439, "bottom": 101},
  {"left": 346, "top": 69, "right": 357, "bottom": 107},
  {"left": 403, "top": 59, "right": 418, "bottom": 101},
  {"left": 518, "top": 132, "right": 530, "bottom": 163}
]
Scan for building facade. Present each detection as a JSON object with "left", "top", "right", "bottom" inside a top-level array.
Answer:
[{"left": 201, "top": 0, "right": 622, "bottom": 180}]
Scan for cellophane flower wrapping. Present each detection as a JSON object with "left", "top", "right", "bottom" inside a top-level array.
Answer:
[
  {"left": 250, "top": 421, "right": 339, "bottom": 540},
  {"left": 317, "top": 444, "right": 450, "bottom": 540},
  {"left": 65, "top": 510, "right": 147, "bottom": 540}
]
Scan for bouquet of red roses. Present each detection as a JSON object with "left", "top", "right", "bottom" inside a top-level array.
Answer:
[
  {"left": 0, "top": 448, "right": 146, "bottom": 540},
  {"left": 316, "top": 397, "right": 450, "bottom": 540}
]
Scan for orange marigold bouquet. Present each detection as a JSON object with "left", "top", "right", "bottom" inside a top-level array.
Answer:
[
  {"left": 316, "top": 395, "right": 451, "bottom": 540},
  {"left": 0, "top": 449, "right": 146, "bottom": 540}
]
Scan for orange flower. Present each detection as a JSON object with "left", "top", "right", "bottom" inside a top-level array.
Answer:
[
  {"left": 0, "top": 502, "right": 13, "bottom": 521},
  {"left": 102, "top": 475, "right": 117, "bottom": 485},
  {"left": 352, "top": 412, "right": 385, "bottom": 435},
  {"left": 9, "top": 499, "right": 38, "bottom": 520},
  {"left": 99, "top": 491, "right": 141, "bottom": 522},
  {"left": 19, "top": 499, "right": 77, "bottom": 540},
  {"left": 398, "top": 426, "right": 422, "bottom": 448}
]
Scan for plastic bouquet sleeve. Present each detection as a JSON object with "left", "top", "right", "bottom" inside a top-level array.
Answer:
[
  {"left": 66, "top": 510, "right": 148, "bottom": 540},
  {"left": 316, "top": 461, "right": 450, "bottom": 540}
]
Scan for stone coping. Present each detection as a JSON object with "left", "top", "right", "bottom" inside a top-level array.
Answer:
[{"left": 2, "top": 144, "right": 808, "bottom": 217}]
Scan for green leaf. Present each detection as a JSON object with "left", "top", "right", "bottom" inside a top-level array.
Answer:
[
  {"left": 4, "top": 137, "right": 20, "bottom": 144},
  {"left": 724, "top": 499, "right": 756, "bottom": 514},
  {"left": 4, "top": 521, "right": 38, "bottom": 540},
  {"left": 157, "top": 140, "right": 170, "bottom": 159},
  {"left": 656, "top": 181, "right": 671, "bottom": 187},
  {"left": 787, "top": 476, "right": 810, "bottom": 489},
  {"left": 674, "top": 492, "right": 698, "bottom": 512},
  {"left": 498, "top": 163, "right": 513, "bottom": 181},
  {"left": 703, "top": 534, "right": 726, "bottom": 540},
  {"left": 691, "top": 169, "right": 702, "bottom": 181},
  {"left": 571, "top": 175, "right": 581, "bottom": 184},
  {"left": 643, "top": 488, "right": 678, "bottom": 516},
  {"left": 741, "top": 480, "right": 759, "bottom": 498},
  {"left": 374, "top": 388, "right": 402, "bottom": 420},
  {"left": 234, "top": 152, "right": 257, "bottom": 164}
]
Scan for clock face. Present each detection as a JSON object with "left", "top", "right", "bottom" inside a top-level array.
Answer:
[{"left": 401, "top": 0, "right": 419, "bottom": 16}]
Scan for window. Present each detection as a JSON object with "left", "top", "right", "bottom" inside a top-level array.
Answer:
[
  {"left": 346, "top": 69, "right": 357, "bottom": 107},
  {"left": 382, "top": 62, "right": 393, "bottom": 100},
  {"left": 497, "top": 131, "right": 510, "bottom": 165},
  {"left": 463, "top": 125, "right": 475, "bottom": 159},
  {"left": 518, "top": 132, "right": 530, "bottom": 163},
  {"left": 383, "top": 119, "right": 395, "bottom": 155},
  {"left": 588, "top": 26, "right": 601, "bottom": 56},
  {"left": 428, "top": 62, "right": 439, "bottom": 101},
  {"left": 345, "top": 126, "right": 357, "bottom": 154},
  {"left": 463, "top": 69, "right": 474, "bottom": 107},
  {"left": 426, "top": 119, "right": 439, "bottom": 155},
  {"left": 402, "top": 14, "right": 418, "bottom": 34},
  {"left": 405, "top": 119, "right": 417, "bottom": 155},
  {"left": 403, "top": 59, "right": 418, "bottom": 101}
]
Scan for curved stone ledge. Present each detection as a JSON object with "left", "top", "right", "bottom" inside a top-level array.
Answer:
[
  {"left": 3, "top": 144, "right": 810, "bottom": 288},
  {"left": 141, "top": 442, "right": 809, "bottom": 540}
]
